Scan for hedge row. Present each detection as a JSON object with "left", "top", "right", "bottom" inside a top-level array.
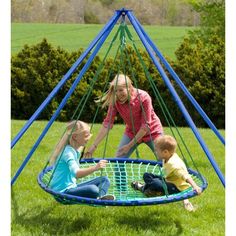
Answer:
[{"left": 11, "top": 37, "right": 225, "bottom": 128}]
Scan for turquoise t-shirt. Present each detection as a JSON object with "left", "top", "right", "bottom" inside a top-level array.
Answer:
[{"left": 49, "top": 145, "right": 81, "bottom": 192}]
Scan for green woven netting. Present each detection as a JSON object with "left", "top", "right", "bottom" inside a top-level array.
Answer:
[{"left": 42, "top": 160, "right": 203, "bottom": 202}]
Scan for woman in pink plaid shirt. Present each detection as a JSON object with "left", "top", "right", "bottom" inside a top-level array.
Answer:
[{"left": 85, "top": 74, "right": 163, "bottom": 158}]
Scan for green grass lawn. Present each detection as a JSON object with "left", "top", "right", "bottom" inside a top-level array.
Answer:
[
  {"left": 11, "top": 23, "right": 195, "bottom": 59},
  {"left": 11, "top": 120, "right": 225, "bottom": 236}
]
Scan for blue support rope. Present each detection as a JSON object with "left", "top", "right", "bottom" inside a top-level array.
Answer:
[
  {"left": 11, "top": 12, "right": 121, "bottom": 186},
  {"left": 11, "top": 11, "right": 121, "bottom": 149},
  {"left": 127, "top": 11, "right": 225, "bottom": 187},
  {"left": 131, "top": 15, "right": 225, "bottom": 145}
]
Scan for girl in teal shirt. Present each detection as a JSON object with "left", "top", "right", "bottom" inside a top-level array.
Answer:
[{"left": 49, "top": 120, "right": 115, "bottom": 200}]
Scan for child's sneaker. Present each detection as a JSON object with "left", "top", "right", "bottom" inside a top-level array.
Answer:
[
  {"left": 131, "top": 181, "right": 144, "bottom": 191},
  {"left": 183, "top": 201, "right": 196, "bottom": 212},
  {"left": 99, "top": 194, "right": 116, "bottom": 201}
]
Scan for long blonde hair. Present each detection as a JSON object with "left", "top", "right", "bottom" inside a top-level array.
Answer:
[
  {"left": 49, "top": 120, "right": 91, "bottom": 165},
  {"left": 96, "top": 74, "right": 133, "bottom": 108}
]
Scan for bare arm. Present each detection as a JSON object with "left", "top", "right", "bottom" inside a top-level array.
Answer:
[
  {"left": 84, "top": 126, "right": 110, "bottom": 158},
  {"left": 130, "top": 127, "right": 148, "bottom": 147},
  {"left": 76, "top": 160, "right": 107, "bottom": 178},
  {"left": 186, "top": 177, "right": 202, "bottom": 195},
  {"left": 117, "top": 127, "right": 147, "bottom": 156}
]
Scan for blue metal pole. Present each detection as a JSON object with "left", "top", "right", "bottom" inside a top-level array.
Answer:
[
  {"left": 132, "top": 15, "right": 225, "bottom": 145},
  {"left": 11, "top": 12, "right": 121, "bottom": 186},
  {"left": 127, "top": 11, "right": 225, "bottom": 187},
  {"left": 11, "top": 11, "right": 121, "bottom": 149}
]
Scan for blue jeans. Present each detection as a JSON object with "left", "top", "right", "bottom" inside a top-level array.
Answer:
[
  {"left": 116, "top": 134, "right": 156, "bottom": 157},
  {"left": 65, "top": 176, "right": 110, "bottom": 199},
  {"left": 115, "top": 134, "right": 156, "bottom": 191},
  {"left": 143, "top": 173, "right": 179, "bottom": 194}
]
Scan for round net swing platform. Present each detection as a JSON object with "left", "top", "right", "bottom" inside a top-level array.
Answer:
[{"left": 38, "top": 158, "right": 208, "bottom": 206}]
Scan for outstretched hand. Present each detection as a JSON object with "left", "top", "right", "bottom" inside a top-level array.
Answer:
[
  {"left": 194, "top": 186, "right": 202, "bottom": 195},
  {"left": 84, "top": 145, "right": 96, "bottom": 158},
  {"left": 95, "top": 160, "right": 108, "bottom": 171},
  {"left": 116, "top": 144, "right": 131, "bottom": 157}
]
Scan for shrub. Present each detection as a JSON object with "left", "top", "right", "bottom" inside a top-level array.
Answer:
[
  {"left": 11, "top": 37, "right": 225, "bottom": 128},
  {"left": 173, "top": 34, "right": 225, "bottom": 128}
]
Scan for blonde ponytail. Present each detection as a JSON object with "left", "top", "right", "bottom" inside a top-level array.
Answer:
[
  {"left": 49, "top": 120, "right": 90, "bottom": 165},
  {"left": 49, "top": 132, "right": 69, "bottom": 165}
]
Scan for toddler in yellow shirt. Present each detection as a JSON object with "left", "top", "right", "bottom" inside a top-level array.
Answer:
[{"left": 131, "top": 135, "right": 202, "bottom": 211}]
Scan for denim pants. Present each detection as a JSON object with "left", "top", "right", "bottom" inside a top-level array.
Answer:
[
  {"left": 143, "top": 173, "right": 180, "bottom": 194},
  {"left": 116, "top": 134, "right": 156, "bottom": 158},
  {"left": 115, "top": 134, "right": 156, "bottom": 191},
  {"left": 65, "top": 176, "right": 110, "bottom": 199}
]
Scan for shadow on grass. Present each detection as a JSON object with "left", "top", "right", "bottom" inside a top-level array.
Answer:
[
  {"left": 115, "top": 207, "right": 183, "bottom": 236},
  {"left": 11, "top": 190, "right": 92, "bottom": 235}
]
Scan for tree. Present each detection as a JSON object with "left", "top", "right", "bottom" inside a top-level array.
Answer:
[
  {"left": 187, "top": 0, "right": 225, "bottom": 41},
  {"left": 173, "top": 0, "right": 225, "bottom": 128},
  {"left": 11, "top": 0, "right": 200, "bottom": 25},
  {"left": 11, "top": 39, "right": 82, "bottom": 120}
]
